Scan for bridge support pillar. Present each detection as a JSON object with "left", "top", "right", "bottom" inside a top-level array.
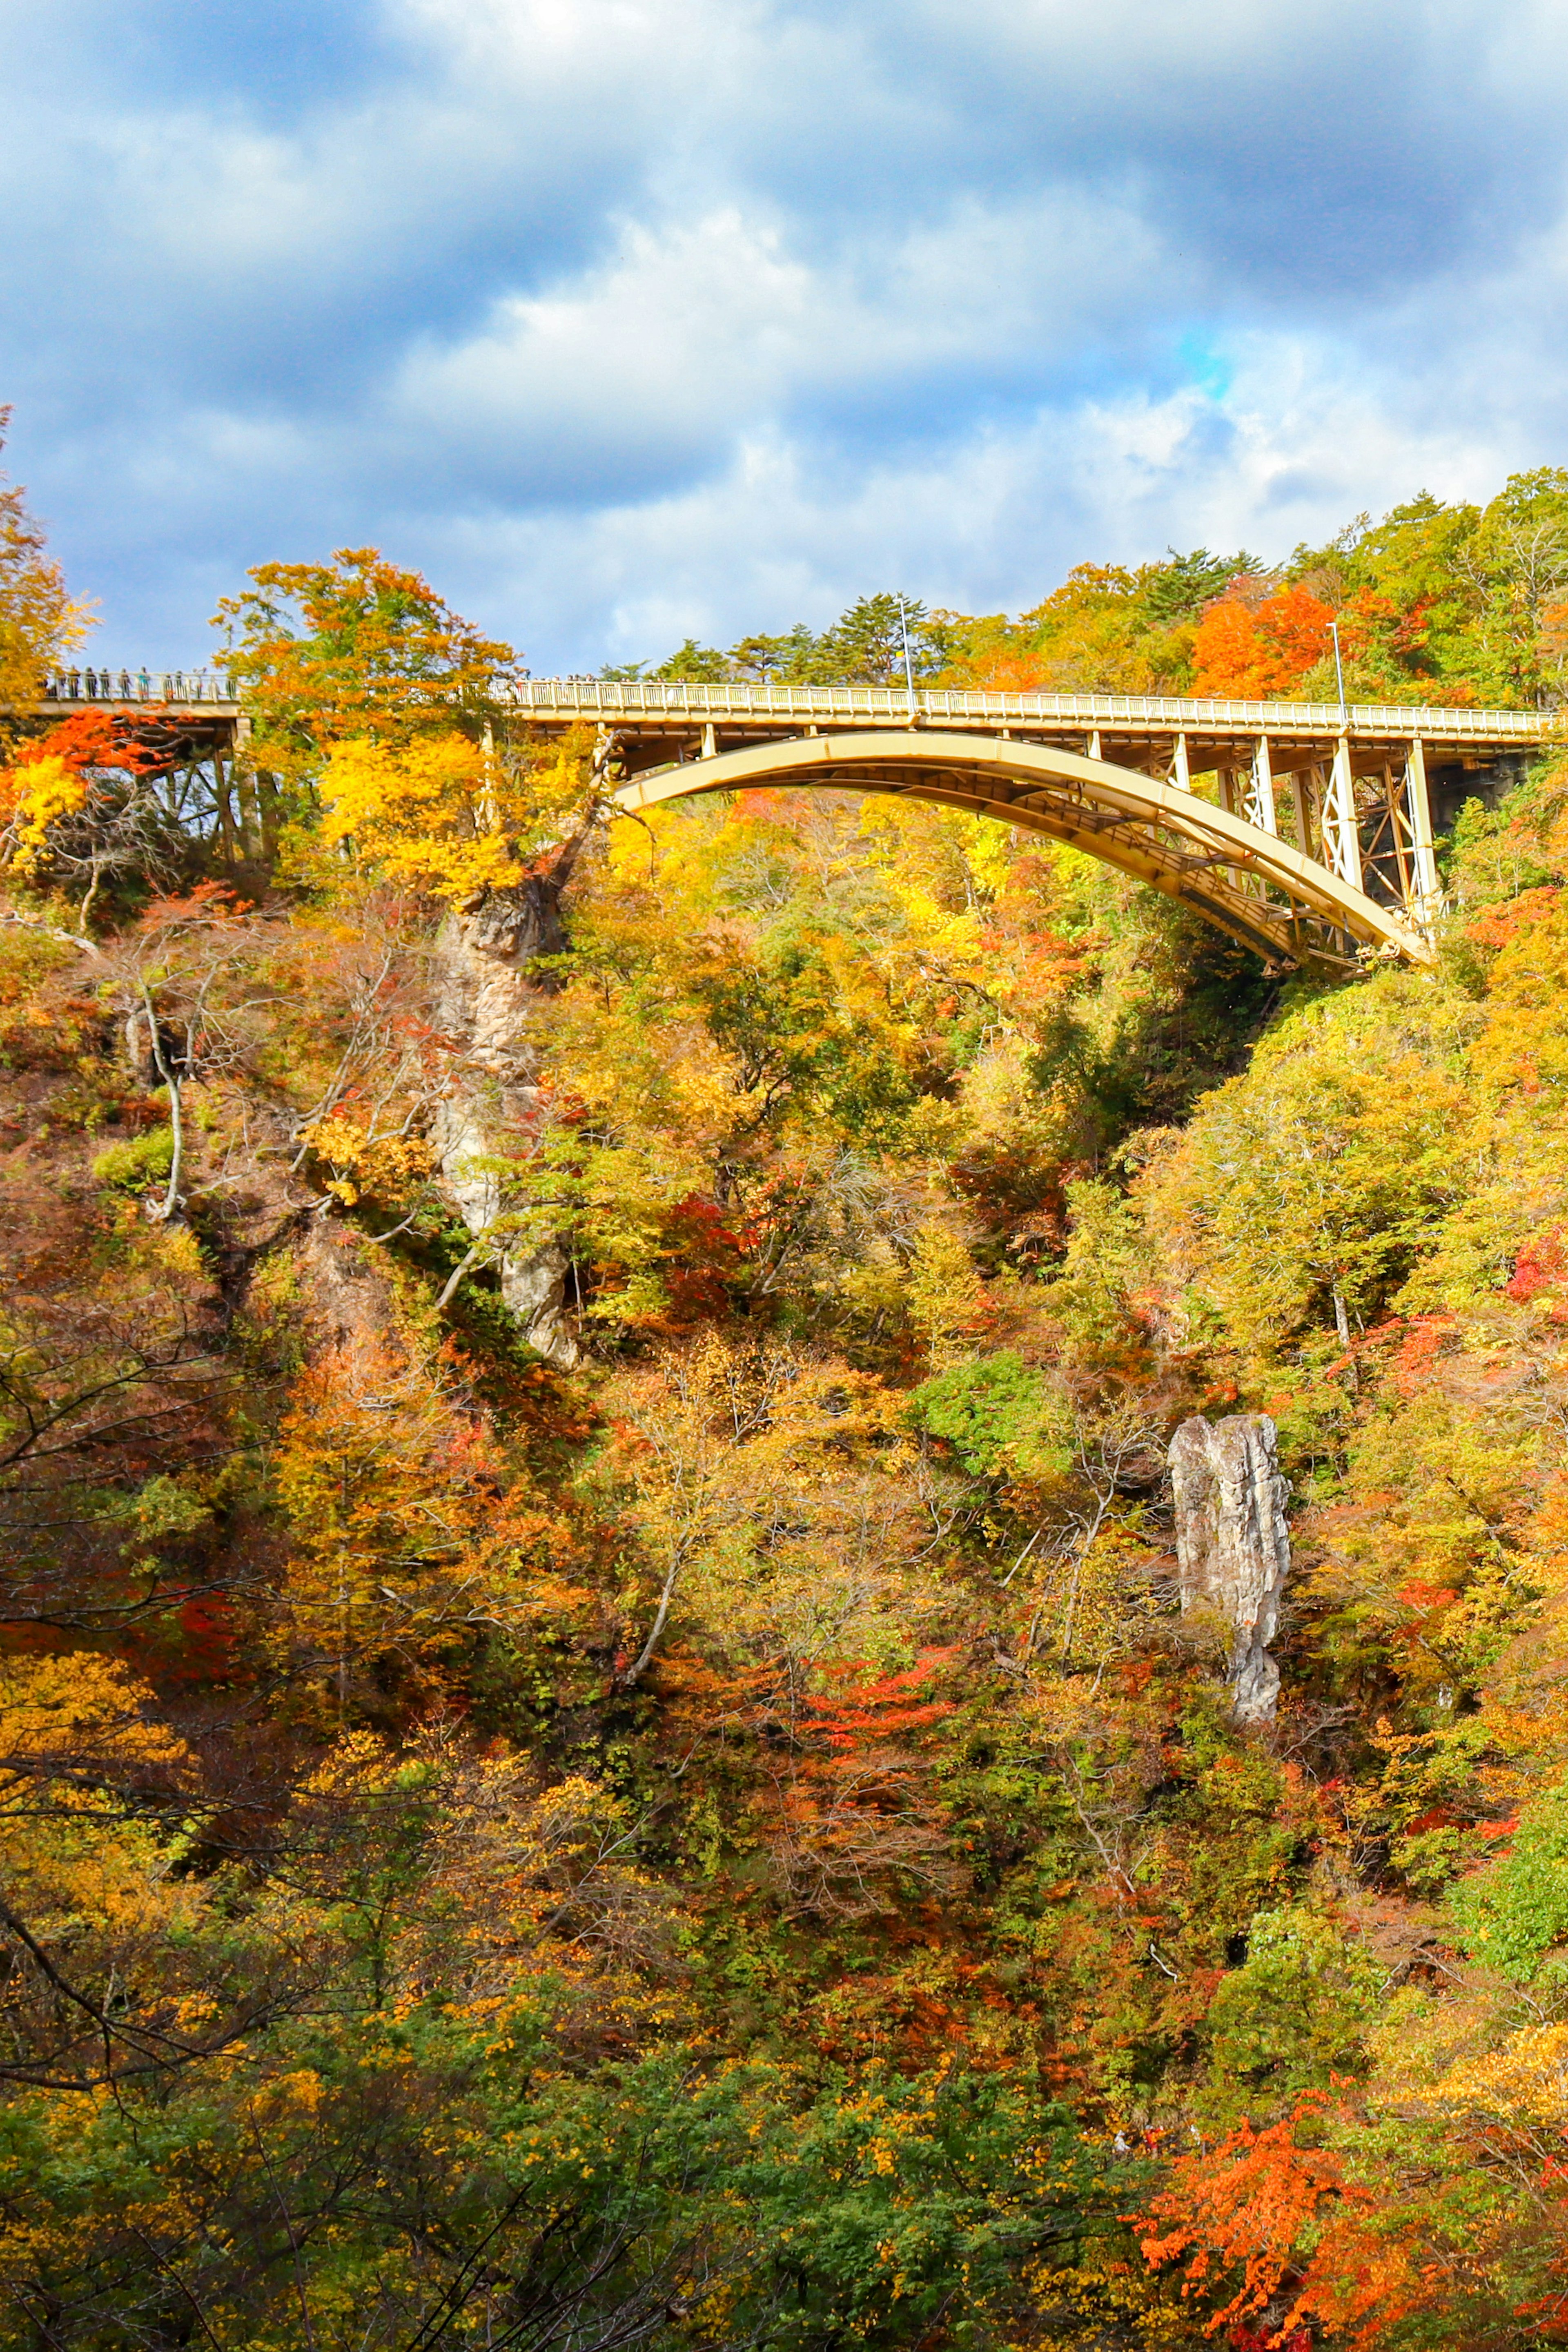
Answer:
[
  {"left": 1405, "top": 737, "right": 1440, "bottom": 929},
  {"left": 1324, "top": 737, "right": 1363, "bottom": 893},
  {"left": 1246, "top": 736, "right": 1278, "bottom": 836},
  {"left": 1172, "top": 732, "right": 1191, "bottom": 790}
]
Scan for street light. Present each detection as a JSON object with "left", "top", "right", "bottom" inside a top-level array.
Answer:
[
  {"left": 1329, "top": 618, "right": 1347, "bottom": 718},
  {"left": 897, "top": 594, "right": 918, "bottom": 722}
]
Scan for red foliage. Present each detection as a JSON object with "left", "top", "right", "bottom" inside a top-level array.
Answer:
[
  {"left": 1463, "top": 885, "right": 1566, "bottom": 952},
  {"left": 18, "top": 709, "right": 160, "bottom": 779},
  {"left": 800, "top": 1648, "right": 961, "bottom": 1752},
  {"left": 657, "top": 1193, "right": 758, "bottom": 1323},
  {"left": 1193, "top": 585, "right": 1334, "bottom": 698},
  {"left": 1387, "top": 1313, "right": 1458, "bottom": 1397},
  {"left": 1507, "top": 1226, "right": 1568, "bottom": 1303}
]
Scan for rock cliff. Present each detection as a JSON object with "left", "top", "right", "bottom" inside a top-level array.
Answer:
[
  {"left": 430, "top": 885, "right": 580, "bottom": 1369},
  {"left": 1167, "top": 1412, "right": 1291, "bottom": 1723}
]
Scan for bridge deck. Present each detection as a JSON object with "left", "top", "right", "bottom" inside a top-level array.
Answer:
[
  {"left": 514, "top": 676, "right": 1547, "bottom": 758},
  {"left": 24, "top": 669, "right": 1551, "bottom": 767}
]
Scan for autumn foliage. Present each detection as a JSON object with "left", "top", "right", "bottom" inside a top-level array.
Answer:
[
  {"left": 1192, "top": 581, "right": 1335, "bottom": 698},
  {"left": 5, "top": 476, "right": 1568, "bottom": 2347}
]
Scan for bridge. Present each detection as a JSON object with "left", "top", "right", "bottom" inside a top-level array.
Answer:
[
  {"left": 573, "top": 680, "right": 1548, "bottom": 967},
  {"left": 32, "top": 668, "right": 1554, "bottom": 968}
]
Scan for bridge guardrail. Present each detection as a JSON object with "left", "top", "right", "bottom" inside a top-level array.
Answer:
[
  {"left": 31, "top": 669, "right": 1557, "bottom": 745},
  {"left": 510, "top": 678, "right": 1552, "bottom": 742},
  {"left": 42, "top": 669, "right": 235, "bottom": 705}
]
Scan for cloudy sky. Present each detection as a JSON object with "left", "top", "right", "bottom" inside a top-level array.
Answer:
[{"left": 4, "top": 0, "right": 1567, "bottom": 671}]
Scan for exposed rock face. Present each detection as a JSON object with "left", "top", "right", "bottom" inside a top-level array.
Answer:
[
  {"left": 430, "top": 890, "right": 579, "bottom": 1369},
  {"left": 1168, "top": 1413, "right": 1291, "bottom": 1724}
]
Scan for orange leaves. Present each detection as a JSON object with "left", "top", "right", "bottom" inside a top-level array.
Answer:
[
  {"left": 17, "top": 709, "right": 158, "bottom": 778},
  {"left": 1463, "top": 884, "right": 1567, "bottom": 955},
  {"left": 799, "top": 1647, "right": 960, "bottom": 1755},
  {"left": 1, "top": 713, "right": 159, "bottom": 878},
  {"left": 1192, "top": 583, "right": 1334, "bottom": 698},
  {"left": 963, "top": 647, "right": 1057, "bottom": 693},
  {"left": 1384, "top": 1312, "right": 1459, "bottom": 1398},
  {"left": 762, "top": 1648, "right": 962, "bottom": 1922},
  {"left": 1139, "top": 2096, "right": 1414, "bottom": 2343}
]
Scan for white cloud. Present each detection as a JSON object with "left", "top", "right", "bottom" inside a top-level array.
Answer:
[
  {"left": 7, "top": 0, "right": 1568, "bottom": 667},
  {"left": 385, "top": 185, "right": 1174, "bottom": 499},
  {"left": 414, "top": 324, "right": 1541, "bottom": 669}
]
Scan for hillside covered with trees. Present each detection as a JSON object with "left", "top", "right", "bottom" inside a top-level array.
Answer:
[{"left": 3, "top": 448, "right": 1568, "bottom": 2348}]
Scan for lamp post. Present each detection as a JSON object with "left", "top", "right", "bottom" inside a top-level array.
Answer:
[
  {"left": 897, "top": 594, "right": 918, "bottom": 722},
  {"left": 1330, "top": 618, "right": 1347, "bottom": 720}
]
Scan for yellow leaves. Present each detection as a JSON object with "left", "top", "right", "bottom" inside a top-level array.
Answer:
[
  {"left": 312, "top": 728, "right": 591, "bottom": 903},
  {"left": 298, "top": 1111, "right": 434, "bottom": 1205},
  {"left": 604, "top": 808, "right": 657, "bottom": 887},
  {"left": 1428, "top": 2018, "right": 1568, "bottom": 2127},
  {"left": 601, "top": 1332, "right": 944, "bottom": 1684},
  {"left": 0, "top": 749, "right": 89, "bottom": 876},
  {"left": 317, "top": 732, "right": 521, "bottom": 900},
  {"left": 903, "top": 1221, "right": 986, "bottom": 1370},
  {"left": 0, "top": 1653, "right": 193, "bottom": 1812},
  {"left": 241, "top": 2068, "right": 327, "bottom": 2132},
  {"left": 1370, "top": 1985, "right": 1568, "bottom": 2161},
  {"left": 1470, "top": 886, "right": 1568, "bottom": 1106},
  {"left": 1143, "top": 970, "right": 1477, "bottom": 1358},
  {"left": 278, "top": 1721, "right": 668, "bottom": 2012},
  {"left": 0, "top": 1659, "right": 207, "bottom": 2035},
  {"left": 270, "top": 1338, "right": 586, "bottom": 1719}
]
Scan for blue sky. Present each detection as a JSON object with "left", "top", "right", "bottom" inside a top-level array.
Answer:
[{"left": 4, "top": 0, "right": 1568, "bottom": 672}]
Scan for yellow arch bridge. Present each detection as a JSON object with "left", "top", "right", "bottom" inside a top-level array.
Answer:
[{"left": 32, "top": 668, "right": 1555, "bottom": 968}]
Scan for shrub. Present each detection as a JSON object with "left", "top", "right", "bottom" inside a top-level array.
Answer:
[{"left": 92, "top": 1126, "right": 174, "bottom": 1190}]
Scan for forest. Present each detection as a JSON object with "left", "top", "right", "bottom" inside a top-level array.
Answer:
[{"left": 2, "top": 437, "right": 1568, "bottom": 2350}]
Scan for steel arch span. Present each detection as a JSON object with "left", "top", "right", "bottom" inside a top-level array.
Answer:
[{"left": 613, "top": 729, "right": 1434, "bottom": 969}]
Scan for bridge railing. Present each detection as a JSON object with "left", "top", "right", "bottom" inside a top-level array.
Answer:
[
  {"left": 30, "top": 669, "right": 1556, "bottom": 746},
  {"left": 509, "top": 678, "right": 1551, "bottom": 742},
  {"left": 42, "top": 668, "right": 235, "bottom": 705}
]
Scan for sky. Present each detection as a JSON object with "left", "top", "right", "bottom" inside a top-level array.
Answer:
[{"left": 4, "top": 0, "right": 1568, "bottom": 674}]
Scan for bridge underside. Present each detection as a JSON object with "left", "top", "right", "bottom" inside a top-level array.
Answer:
[{"left": 613, "top": 730, "right": 1434, "bottom": 969}]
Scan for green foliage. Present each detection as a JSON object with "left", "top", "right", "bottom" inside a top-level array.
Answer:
[
  {"left": 648, "top": 470, "right": 1568, "bottom": 709},
  {"left": 1448, "top": 1780, "right": 1568, "bottom": 1981},
  {"left": 1144, "top": 972, "right": 1477, "bottom": 1360},
  {"left": 1204, "top": 1908, "right": 1382, "bottom": 2106},
  {"left": 908, "top": 1351, "right": 1073, "bottom": 1481},
  {"left": 90, "top": 1123, "right": 174, "bottom": 1189},
  {"left": 611, "top": 595, "right": 953, "bottom": 689},
  {"left": 735, "top": 2072, "right": 1110, "bottom": 2346}
]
